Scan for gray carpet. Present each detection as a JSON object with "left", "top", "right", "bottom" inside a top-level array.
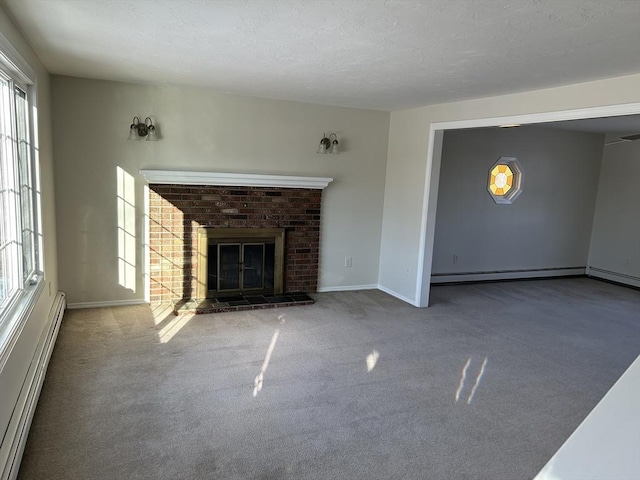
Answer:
[{"left": 18, "top": 278, "right": 640, "bottom": 480}]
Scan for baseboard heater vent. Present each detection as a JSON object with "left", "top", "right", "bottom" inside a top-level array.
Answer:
[
  {"left": 431, "top": 267, "right": 586, "bottom": 284},
  {"left": 588, "top": 267, "right": 640, "bottom": 289},
  {"left": 2, "top": 292, "right": 66, "bottom": 480}
]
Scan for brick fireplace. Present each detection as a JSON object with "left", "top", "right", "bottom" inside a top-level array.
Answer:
[{"left": 143, "top": 171, "right": 332, "bottom": 304}]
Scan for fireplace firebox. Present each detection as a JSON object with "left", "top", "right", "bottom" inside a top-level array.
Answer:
[{"left": 197, "top": 228, "right": 284, "bottom": 298}]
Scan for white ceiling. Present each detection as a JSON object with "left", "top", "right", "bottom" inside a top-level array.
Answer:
[{"left": 3, "top": 0, "right": 640, "bottom": 111}]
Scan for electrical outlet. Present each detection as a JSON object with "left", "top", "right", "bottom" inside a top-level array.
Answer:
[
  {"left": 345, "top": 256, "right": 352, "bottom": 268},
  {"left": 453, "top": 254, "right": 459, "bottom": 264}
]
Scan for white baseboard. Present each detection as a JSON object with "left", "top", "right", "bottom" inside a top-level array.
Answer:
[
  {"left": 587, "top": 267, "right": 640, "bottom": 288},
  {"left": 430, "top": 267, "right": 586, "bottom": 284},
  {"left": 2, "top": 292, "right": 65, "bottom": 480},
  {"left": 377, "top": 284, "right": 419, "bottom": 306},
  {"left": 317, "top": 283, "right": 419, "bottom": 307},
  {"left": 316, "top": 284, "right": 378, "bottom": 293},
  {"left": 66, "top": 298, "right": 149, "bottom": 309}
]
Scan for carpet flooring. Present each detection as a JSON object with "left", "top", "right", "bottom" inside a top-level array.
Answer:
[{"left": 17, "top": 278, "right": 640, "bottom": 480}]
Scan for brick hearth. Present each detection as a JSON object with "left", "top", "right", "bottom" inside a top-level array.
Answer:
[{"left": 148, "top": 184, "right": 322, "bottom": 303}]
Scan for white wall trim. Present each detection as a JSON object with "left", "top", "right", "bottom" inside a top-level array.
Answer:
[
  {"left": 0, "top": 281, "right": 45, "bottom": 373},
  {"left": 587, "top": 267, "right": 640, "bottom": 288},
  {"left": 317, "top": 284, "right": 378, "bottom": 293},
  {"left": 2, "top": 292, "right": 65, "bottom": 480},
  {"left": 429, "top": 103, "right": 640, "bottom": 132},
  {"left": 139, "top": 170, "right": 333, "bottom": 189},
  {"left": 377, "top": 284, "right": 419, "bottom": 307},
  {"left": 415, "top": 102, "right": 640, "bottom": 307},
  {"left": 0, "top": 32, "right": 36, "bottom": 84},
  {"left": 431, "top": 267, "right": 586, "bottom": 284},
  {"left": 416, "top": 129, "right": 443, "bottom": 307},
  {"left": 66, "top": 299, "right": 149, "bottom": 310},
  {"left": 143, "top": 185, "right": 150, "bottom": 304},
  {"left": 317, "top": 283, "right": 421, "bottom": 306}
]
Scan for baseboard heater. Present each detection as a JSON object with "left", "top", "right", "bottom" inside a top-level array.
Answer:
[
  {"left": 430, "top": 267, "right": 586, "bottom": 284},
  {"left": 2, "top": 292, "right": 66, "bottom": 480},
  {"left": 587, "top": 267, "right": 640, "bottom": 289}
]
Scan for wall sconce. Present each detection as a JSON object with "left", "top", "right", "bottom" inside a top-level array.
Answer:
[
  {"left": 317, "top": 132, "right": 339, "bottom": 154},
  {"left": 128, "top": 116, "right": 158, "bottom": 141}
]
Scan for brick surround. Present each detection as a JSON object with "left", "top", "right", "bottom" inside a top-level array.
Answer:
[{"left": 148, "top": 184, "right": 322, "bottom": 303}]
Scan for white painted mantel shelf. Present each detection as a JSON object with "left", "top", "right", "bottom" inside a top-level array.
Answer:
[{"left": 139, "top": 170, "right": 333, "bottom": 189}]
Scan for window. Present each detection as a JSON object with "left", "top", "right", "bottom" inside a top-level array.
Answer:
[
  {"left": 0, "top": 44, "right": 42, "bottom": 331},
  {"left": 487, "top": 156, "right": 524, "bottom": 205},
  {"left": 489, "top": 164, "right": 514, "bottom": 196}
]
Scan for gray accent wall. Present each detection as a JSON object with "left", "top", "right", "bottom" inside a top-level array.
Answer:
[{"left": 431, "top": 126, "right": 604, "bottom": 278}]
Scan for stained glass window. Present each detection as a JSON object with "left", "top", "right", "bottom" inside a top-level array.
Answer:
[{"left": 487, "top": 157, "right": 523, "bottom": 204}]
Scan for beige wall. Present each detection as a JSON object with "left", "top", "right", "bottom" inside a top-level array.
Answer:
[
  {"left": 51, "top": 76, "right": 390, "bottom": 304},
  {"left": 0, "top": 5, "right": 57, "bottom": 471},
  {"left": 588, "top": 138, "right": 640, "bottom": 286},
  {"left": 379, "top": 74, "right": 640, "bottom": 304}
]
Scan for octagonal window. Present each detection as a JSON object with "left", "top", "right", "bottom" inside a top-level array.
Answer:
[{"left": 487, "top": 157, "right": 523, "bottom": 204}]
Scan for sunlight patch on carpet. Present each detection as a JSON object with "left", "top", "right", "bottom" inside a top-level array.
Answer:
[
  {"left": 254, "top": 329, "right": 280, "bottom": 397},
  {"left": 158, "top": 313, "right": 194, "bottom": 343},
  {"left": 366, "top": 350, "right": 379, "bottom": 372}
]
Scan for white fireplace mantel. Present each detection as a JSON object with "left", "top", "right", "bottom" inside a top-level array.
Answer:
[{"left": 139, "top": 170, "right": 333, "bottom": 189}]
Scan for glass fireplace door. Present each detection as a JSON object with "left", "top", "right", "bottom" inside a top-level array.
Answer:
[
  {"left": 218, "top": 243, "right": 241, "bottom": 291},
  {"left": 242, "top": 244, "right": 265, "bottom": 290},
  {"left": 217, "top": 243, "right": 265, "bottom": 292}
]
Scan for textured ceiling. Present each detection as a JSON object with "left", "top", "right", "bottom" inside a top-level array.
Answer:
[{"left": 3, "top": 0, "right": 640, "bottom": 111}]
